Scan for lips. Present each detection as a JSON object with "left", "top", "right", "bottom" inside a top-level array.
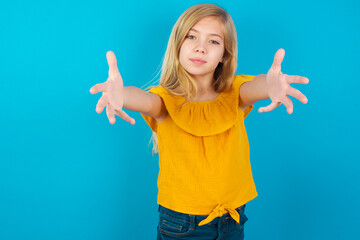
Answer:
[{"left": 190, "top": 58, "right": 206, "bottom": 64}]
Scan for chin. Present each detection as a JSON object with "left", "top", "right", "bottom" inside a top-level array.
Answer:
[
  {"left": 186, "top": 70, "right": 208, "bottom": 76},
  {"left": 183, "top": 66, "right": 205, "bottom": 73},
  {"left": 188, "top": 69, "right": 213, "bottom": 76}
]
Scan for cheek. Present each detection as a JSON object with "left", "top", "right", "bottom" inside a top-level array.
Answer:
[
  {"left": 179, "top": 49, "right": 185, "bottom": 65},
  {"left": 209, "top": 50, "right": 224, "bottom": 64},
  {"left": 216, "top": 51, "right": 225, "bottom": 63},
  {"left": 215, "top": 48, "right": 225, "bottom": 60},
  {"left": 179, "top": 44, "right": 190, "bottom": 63}
]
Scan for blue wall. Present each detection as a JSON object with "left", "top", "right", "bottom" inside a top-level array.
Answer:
[{"left": 1, "top": 0, "right": 359, "bottom": 239}]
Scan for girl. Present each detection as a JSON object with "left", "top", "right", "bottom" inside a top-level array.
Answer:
[{"left": 90, "top": 3, "right": 308, "bottom": 240}]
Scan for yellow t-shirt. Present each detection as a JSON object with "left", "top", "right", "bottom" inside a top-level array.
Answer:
[{"left": 140, "top": 74, "right": 258, "bottom": 226}]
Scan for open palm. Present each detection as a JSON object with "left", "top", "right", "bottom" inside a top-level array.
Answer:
[
  {"left": 89, "top": 51, "right": 135, "bottom": 125},
  {"left": 259, "top": 48, "right": 309, "bottom": 114}
]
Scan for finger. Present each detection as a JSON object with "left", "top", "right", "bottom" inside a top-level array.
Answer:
[
  {"left": 96, "top": 94, "right": 108, "bottom": 114},
  {"left": 282, "top": 96, "right": 294, "bottom": 114},
  {"left": 258, "top": 102, "right": 281, "bottom": 113},
  {"left": 286, "top": 75, "right": 309, "bottom": 85},
  {"left": 90, "top": 81, "right": 108, "bottom": 94},
  {"left": 115, "top": 109, "right": 136, "bottom": 125},
  {"left": 287, "top": 86, "right": 308, "bottom": 104},
  {"left": 271, "top": 48, "right": 285, "bottom": 70},
  {"left": 106, "top": 51, "right": 120, "bottom": 78},
  {"left": 106, "top": 104, "right": 116, "bottom": 124}
]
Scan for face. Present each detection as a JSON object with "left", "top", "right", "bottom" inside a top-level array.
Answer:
[{"left": 179, "top": 16, "right": 225, "bottom": 79}]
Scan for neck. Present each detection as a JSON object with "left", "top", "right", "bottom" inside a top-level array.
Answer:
[{"left": 191, "top": 73, "right": 215, "bottom": 93}]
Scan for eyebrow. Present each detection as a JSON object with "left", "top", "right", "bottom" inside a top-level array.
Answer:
[{"left": 189, "top": 28, "right": 223, "bottom": 40}]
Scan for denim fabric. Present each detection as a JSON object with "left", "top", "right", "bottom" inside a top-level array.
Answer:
[{"left": 157, "top": 204, "right": 248, "bottom": 240}]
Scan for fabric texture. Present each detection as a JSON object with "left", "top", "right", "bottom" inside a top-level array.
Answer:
[
  {"left": 157, "top": 204, "right": 248, "bottom": 239},
  {"left": 140, "top": 74, "right": 258, "bottom": 227}
]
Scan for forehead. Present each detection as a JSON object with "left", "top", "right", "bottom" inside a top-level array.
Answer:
[{"left": 189, "top": 16, "right": 224, "bottom": 38}]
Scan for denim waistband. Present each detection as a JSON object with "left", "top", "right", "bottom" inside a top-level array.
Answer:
[{"left": 158, "top": 204, "right": 246, "bottom": 226}]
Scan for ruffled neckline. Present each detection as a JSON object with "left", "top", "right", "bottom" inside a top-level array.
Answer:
[
  {"left": 181, "top": 90, "right": 226, "bottom": 104},
  {"left": 147, "top": 75, "right": 254, "bottom": 136},
  {"left": 150, "top": 86, "right": 238, "bottom": 137}
]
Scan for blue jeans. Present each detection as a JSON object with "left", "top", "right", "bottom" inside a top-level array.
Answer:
[{"left": 157, "top": 204, "right": 248, "bottom": 240}]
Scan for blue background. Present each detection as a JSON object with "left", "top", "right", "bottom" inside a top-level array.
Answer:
[{"left": 1, "top": 0, "right": 359, "bottom": 239}]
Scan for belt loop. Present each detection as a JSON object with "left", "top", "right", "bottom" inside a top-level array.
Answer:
[
  {"left": 189, "top": 214, "right": 195, "bottom": 230},
  {"left": 218, "top": 215, "right": 221, "bottom": 232}
]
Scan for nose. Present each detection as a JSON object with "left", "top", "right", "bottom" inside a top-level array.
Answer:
[
  {"left": 195, "top": 48, "right": 205, "bottom": 53},
  {"left": 195, "top": 44, "right": 206, "bottom": 54}
]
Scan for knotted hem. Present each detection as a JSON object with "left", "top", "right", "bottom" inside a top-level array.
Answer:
[{"left": 198, "top": 203, "right": 240, "bottom": 227}]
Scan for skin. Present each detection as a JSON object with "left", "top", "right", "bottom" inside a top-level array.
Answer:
[
  {"left": 178, "top": 16, "right": 225, "bottom": 100},
  {"left": 90, "top": 19, "right": 309, "bottom": 124},
  {"left": 241, "top": 49, "right": 309, "bottom": 114},
  {"left": 90, "top": 51, "right": 136, "bottom": 125}
]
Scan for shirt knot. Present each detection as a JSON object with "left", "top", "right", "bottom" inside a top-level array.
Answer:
[{"left": 198, "top": 203, "right": 240, "bottom": 226}]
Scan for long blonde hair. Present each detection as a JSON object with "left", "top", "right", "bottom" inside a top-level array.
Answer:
[{"left": 142, "top": 3, "right": 238, "bottom": 155}]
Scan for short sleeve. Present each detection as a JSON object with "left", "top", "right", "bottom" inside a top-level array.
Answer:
[
  {"left": 233, "top": 74, "right": 256, "bottom": 119},
  {"left": 139, "top": 87, "right": 164, "bottom": 133}
]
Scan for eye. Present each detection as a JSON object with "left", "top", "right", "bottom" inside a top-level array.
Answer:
[{"left": 185, "top": 35, "right": 220, "bottom": 45}]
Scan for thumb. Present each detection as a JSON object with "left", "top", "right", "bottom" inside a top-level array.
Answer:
[
  {"left": 271, "top": 48, "right": 285, "bottom": 69},
  {"left": 106, "top": 51, "right": 119, "bottom": 77}
]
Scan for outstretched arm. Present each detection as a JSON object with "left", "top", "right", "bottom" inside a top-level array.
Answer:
[
  {"left": 89, "top": 51, "right": 166, "bottom": 124},
  {"left": 239, "top": 49, "right": 309, "bottom": 114}
]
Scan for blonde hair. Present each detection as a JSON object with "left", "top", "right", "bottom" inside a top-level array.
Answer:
[{"left": 142, "top": 3, "right": 238, "bottom": 155}]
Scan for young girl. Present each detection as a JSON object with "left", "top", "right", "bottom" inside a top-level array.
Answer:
[{"left": 90, "top": 3, "right": 308, "bottom": 240}]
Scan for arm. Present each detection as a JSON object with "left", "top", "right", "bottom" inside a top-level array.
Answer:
[
  {"left": 122, "top": 86, "right": 166, "bottom": 120},
  {"left": 239, "top": 74, "right": 268, "bottom": 109},
  {"left": 239, "top": 49, "right": 309, "bottom": 114}
]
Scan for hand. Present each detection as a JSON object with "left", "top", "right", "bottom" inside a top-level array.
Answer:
[
  {"left": 259, "top": 48, "right": 309, "bottom": 114},
  {"left": 89, "top": 51, "right": 135, "bottom": 125}
]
